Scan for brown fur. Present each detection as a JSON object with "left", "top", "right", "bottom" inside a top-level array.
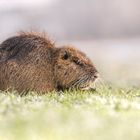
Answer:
[{"left": 0, "top": 32, "right": 98, "bottom": 94}]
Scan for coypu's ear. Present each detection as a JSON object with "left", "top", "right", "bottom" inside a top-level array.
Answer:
[
  {"left": 62, "top": 51, "right": 69, "bottom": 60},
  {"left": 58, "top": 49, "right": 70, "bottom": 60},
  {"left": 54, "top": 48, "right": 70, "bottom": 60}
]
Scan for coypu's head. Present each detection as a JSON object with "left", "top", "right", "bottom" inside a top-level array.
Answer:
[{"left": 53, "top": 47, "right": 99, "bottom": 91}]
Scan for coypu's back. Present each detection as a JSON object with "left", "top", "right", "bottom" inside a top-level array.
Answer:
[
  {"left": 0, "top": 32, "right": 56, "bottom": 93},
  {"left": 0, "top": 32, "right": 54, "bottom": 61}
]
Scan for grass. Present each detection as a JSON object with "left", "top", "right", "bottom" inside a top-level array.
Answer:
[{"left": 0, "top": 86, "right": 140, "bottom": 140}]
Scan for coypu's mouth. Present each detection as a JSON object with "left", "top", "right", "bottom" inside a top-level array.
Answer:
[
  {"left": 58, "top": 74, "right": 99, "bottom": 91},
  {"left": 78, "top": 81, "right": 96, "bottom": 90},
  {"left": 70, "top": 74, "right": 98, "bottom": 90},
  {"left": 57, "top": 79, "right": 96, "bottom": 91}
]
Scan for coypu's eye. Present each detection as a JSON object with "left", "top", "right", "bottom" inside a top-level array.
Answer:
[
  {"left": 62, "top": 51, "right": 69, "bottom": 60},
  {"left": 73, "top": 59, "right": 84, "bottom": 67}
]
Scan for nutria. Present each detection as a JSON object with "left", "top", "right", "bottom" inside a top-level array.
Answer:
[{"left": 0, "top": 32, "right": 98, "bottom": 94}]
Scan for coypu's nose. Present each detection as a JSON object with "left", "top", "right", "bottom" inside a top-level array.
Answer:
[{"left": 88, "top": 67, "right": 99, "bottom": 79}]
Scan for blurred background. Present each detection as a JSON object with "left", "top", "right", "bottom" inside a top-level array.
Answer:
[{"left": 0, "top": 0, "right": 140, "bottom": 87}]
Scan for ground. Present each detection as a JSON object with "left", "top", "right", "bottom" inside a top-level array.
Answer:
[
  {"left": 0, "top": 39, "right": 140, "bottom": 140},
  {"left": 0, "top": 85, "right": 140, "bottom": 140}
]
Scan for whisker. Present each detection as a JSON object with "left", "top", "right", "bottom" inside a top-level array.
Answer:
[
  {"left": 70, "top": 75, "right": 87, "bottom": 87},
  {"left": 95, "top": 76, "right": 108, "bottom": 89},
  {"left": 74, "top": 75, "right": 89, "bottom": 88}
]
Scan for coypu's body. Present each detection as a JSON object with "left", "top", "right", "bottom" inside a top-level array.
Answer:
[{"left": 0, "top": 32, "right": 98, "bottom": 94}]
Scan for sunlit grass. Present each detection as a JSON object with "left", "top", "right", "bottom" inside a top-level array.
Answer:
[{"left": 0, "top": 86, "right": 140, "bottom": 140}]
